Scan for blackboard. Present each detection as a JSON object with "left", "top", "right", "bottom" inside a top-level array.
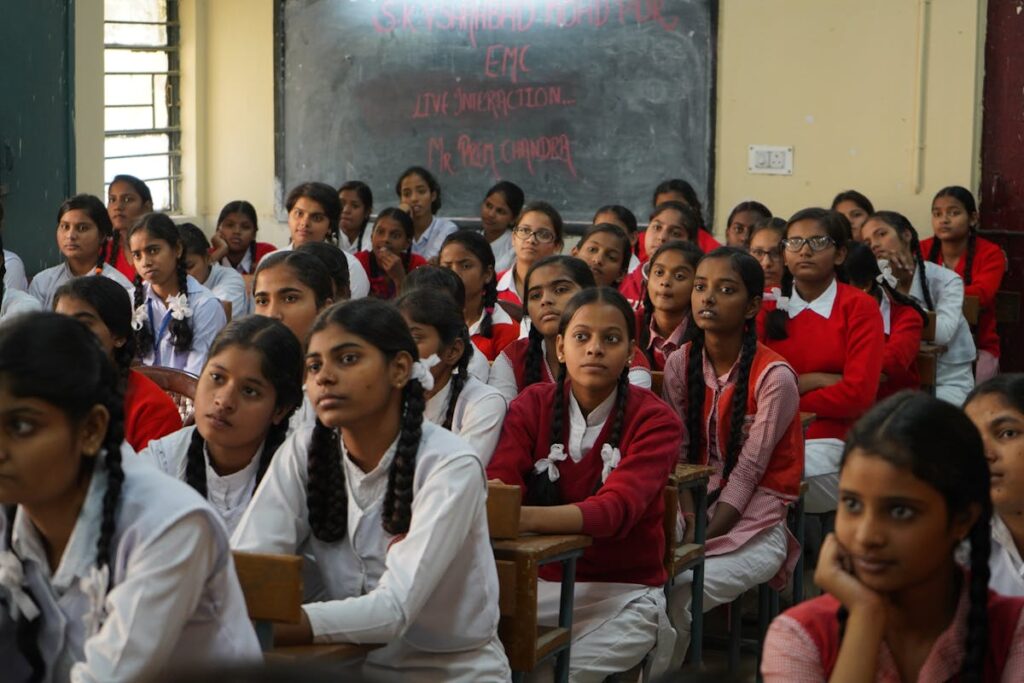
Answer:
[{"left": 274, "top": 0, "right": 717, "bottom": 225}]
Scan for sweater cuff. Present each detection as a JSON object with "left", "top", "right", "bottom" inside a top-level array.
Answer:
[{"left": 575, "top": 500, "right": 615, "bottom": 538}]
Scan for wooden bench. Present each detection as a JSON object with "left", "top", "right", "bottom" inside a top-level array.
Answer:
[
  {"left": 963, "top": 294, "right": 980, "bottom": 326},
  {"left": 487, "top": 483, "right": 591, "bottom": 683},
  {"left": 916, "top": 342, "right": 945, "bottom": 396},
  {"left": 670, "top": 463, "right": 715, "bottom": 666}
]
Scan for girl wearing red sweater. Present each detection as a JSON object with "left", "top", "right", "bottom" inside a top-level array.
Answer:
[
  {"left": 619, "top": 201, "right": 701, "bottom": 308},
  {"left": 762, "top": 391, "right": 1024, "bottom": 682},
  {"left": 638, "top": 240, "right": 703, "bottom": 370},
  {"left": 487, "top": 287, "right": 682, "bottom": 681},
  {"left": 922, "top": 185, "right": 1006, "bottom": 383},
  {"left": 356, "top": 208, "right": 428, "bottom": 300},
  {"left": 663, "top": 247, "right": 803, "bottom": 668},
  {"left": 762, "top": 208, "right": 884, "bottom": 514}
]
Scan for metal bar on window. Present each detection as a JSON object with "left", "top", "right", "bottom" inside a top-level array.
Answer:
[
  {"left": 106, "top": 71, "right": 180, "bottom": 76},
  {"left": 104, "top": 20, "right": 179, "bottom": 26},
  {"left": 104, "top": 151, "right": 182, "bottom": 161},
  {"left": 105, "top": 127, "right": 181, "bottom": 136}
]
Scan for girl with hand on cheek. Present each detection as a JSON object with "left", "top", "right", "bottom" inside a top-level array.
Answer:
[
  {"left": 479, "top": 181, "right": 524, "bottom": 272},
  {"left": 356, "top": 208, "right": 427, "bottom": 300}
]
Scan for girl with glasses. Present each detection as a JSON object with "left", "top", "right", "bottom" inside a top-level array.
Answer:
[{"left": 495, "top": 201, "right": 565, "bottom": 306}]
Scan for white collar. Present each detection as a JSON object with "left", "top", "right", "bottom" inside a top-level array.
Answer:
[
  {"left": 468, "top": 300, "right": 515, "bottom": 335},
  {"left": 496, "top": 268, "right": 516, "bottom": 292},
  {"left": 992, "top": 514, "right": 1024, "bottom": 572},
  {"left": 425, "top": 377, "right": 453, "bottom": 424},
  {"left": 568, "top": 388, "right": 617, "bottom": 430},
  {"left": 222, "top": 248, "right": 254, "bottom": 274},
  {"left": 784, "top": 277, "right": 838, "bottom": 319},
  {"left": 879, "top": 292, "right": 892, "bottom": 335},
  {"left": 204, "top": 442, "right": 264, "bottom": 502}
]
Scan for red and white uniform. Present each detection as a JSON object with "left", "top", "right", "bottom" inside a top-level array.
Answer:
[
  {"left": 877, "top": 292, "right": 923, "bottom": 400},
  {"left": 468, "top": 303, "right": 520, "bottom": 362}
]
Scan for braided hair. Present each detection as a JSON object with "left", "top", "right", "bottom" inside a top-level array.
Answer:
[
  {"left": 337, "top": 181, "right": 374, "bottom": 252},
  {"left": 522, "top": 255, "right": 596, "bottom": 388},
  {"left": 640, "top": 239, "right": 703, "bottom": 366},
  {"left": 53, "top": 277, "right": 137, "bottom": 386},
  {"left": 845, "top": 242, "right": 928, "bottom": 325},
  {"left": 865, "top": 210, "right": 934, "bottom": 311},
  {"left": 128, "top": 213, "right": 194, "bottom": 354},
  {"left": 106, "top": 175, "right": 152, "bottom": 269},
  {"left": 215, "top": 200, "right": 260, "bottom": 271},
  {"left": 286, "top": 182, "right": 342, "bottom": 245},
  {"left": 839, "top": 391, "right": 992, "bottom": 682},
  {"left": 440, "top": 230, "right": 499, "bottom": 337},
  {"left": 524, "top": 287, "right": 636, "bottom": 506},
  {"left": 57, "top": 194, "right": 114, "bottom": 274},
  {"left": 395, "top": 287, "right": 474, "bottom": 430},
  {"left": 0, "top": 212, "right": 7, "bottom": 313},
  {"left": 652, "top": 178, "right": 710, "bottom": 236},
  {"left": 304, "top": 299, "right": 427, "bottom": 541},
  {"left": 929, "top": 186, "right": 979, "bottom": 286},
  {"left": 184, "top": 317, "right": 304, "bottom": 497}
]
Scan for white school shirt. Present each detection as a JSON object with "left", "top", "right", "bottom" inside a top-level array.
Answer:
[
  {"left": 990, "top": 514, "right": 1024, "bottom": 598},
  {"left": 28, "top": 262, "right": 134, "bottom": 311},
  {"left": 202, "top": 263, "right": 249, "bottom": 319},
  {"left": 0, "top": 288, "right": 43, "bottom": 322},
  {"left": 221, "top": 249, "right": 254, "bottom": 275},
  {"left": 909, "top": 261, "right": 976, "bottom": 364},
  {"left": 0, "top": 453, "right": 260, "bottom": 683},
  {"left": 231, "top": 422, "right": 509, "bottom": 680},
  {"left": 424, "top": 375, "right": 507, "bottom": 466},
  {"left": 495, "top": 267, "right": 519, "bottom": 304},
  {"left": 487, "top": 230, "right": 515, "bottom": 272},
  {"left": 278, "top": 242, "right": 371, "bottom": 300},
  {"left": 137, "top": 275, "right": 227, "bottom": 375},
  {"left": 411, "top": 216, "right": 458, "bottom": 261},
  {"left": 4, "top": 249, "right": 28, "bottom": 291},
  {"left": 468, "top": 346, "right": 491, "bottom": 383},
  {"left": 140, "top": 425, "right": 266, "bottom": 536}
]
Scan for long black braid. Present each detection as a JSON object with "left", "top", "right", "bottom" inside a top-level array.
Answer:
[
  {"left": 443, "top": 328, "right": 473, "bottom": 431},
  {"left": 845, "top": 242, "right": 929, "bottom": 326},
  {"left": 707, "top": 322, "right": 757, "bottom": 506},
  {"left": 524, "top": 368, "right": 567, "bottom": 507},
  {"left": 684, "top": 333, "right": 707, "bottom": 463},
  {"left": 0, "top": 227, "right": 8, "bottom": 314},
  {"left": 523, "top": 324, "right": 547, "bottom": 387},
  {"left": 306, "top": 419, "right": 348, "bottom": 542},
  {"left": 127, "top": 213, "right": 194, "bottom": 355}
]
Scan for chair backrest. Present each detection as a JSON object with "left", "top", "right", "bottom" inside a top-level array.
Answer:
[
  {"left": 487, "top": 482, "right": 522, "bottom": 540},
  {"left": 651, "top": 370, "right": 664, "bottom": 397},
  {"left": 232, "top": 551, "right": 303, "bottom": 624},
  {"left": 963, "top": 294, "right": 980, "bottom": 326},
  {"left": 917, "top": 350, "right": 938, "bottom": 395},
  {"left": 662, "top": 485, "right": 679, "bottom": 573},
  {"left": 133, "top": 365, "right": 199, "bottom": 425}
]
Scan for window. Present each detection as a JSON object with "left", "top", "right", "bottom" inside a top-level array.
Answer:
[{"left": 104, "top": 0, "right": 180, "bottom": 212}]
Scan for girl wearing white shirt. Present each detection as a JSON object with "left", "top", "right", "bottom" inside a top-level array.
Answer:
[
  {"left": 4, "top": 250, "right": 27, "bottom": 291},
  {"left": 396, "top": 287, "right": 507, "bottom": 465},
  {"left": 231, "top": 299, "right": 510, "bottom": 681},
  {"left": 396, "top": 166, "right": 458, "bottom": 261},
  {"left": 127, "top": 213, "right": 227, "bottom": 375},
  {"left": 179, "top": 222, "right": 250, "bottom": 319},
  {"left": 29, "top": 195, "right": 135, "bottom": 310},
  {"left": 141, "top": 316, "right": 304, "bottom": 535},
  {"left": 0, "top": 223, "right": 41, "bottom": 322},
  {"left": 0, "top": 313, "right": 260, "bottom": 682}
]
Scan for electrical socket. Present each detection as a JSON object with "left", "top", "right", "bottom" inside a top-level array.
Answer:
[{"left": 748, "top": 145, "right": 793, "bottom": 175}]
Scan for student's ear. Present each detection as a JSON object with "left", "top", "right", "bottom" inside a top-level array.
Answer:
[
  {"left": 174, "top": 243, "right": 184, "bottom": 260},
  {"left": 112, "top": 334, "right": 127, "bottom": 350},
  {"left": 390, "top": 349, "right": 414, "bottom": 388},
  {"left": 745, "top": 294, "right": 763, "bottom": 321},
  {"left": 484, "top": 265, "right": 495, "bottom": 286},
  {"left": 555, "top": 333, "right": 566, "bottom": 364},
  {"left": 78, "top": 404, "right": 110, "bottom": 460},
  {"left": 951, "top": 502, "right": 982, "bottom": 543},
  {"left": 570, "top": 244, "right": 579, "bottom": 257},
  {"left": 441, "top": 336, "right": 464, "bottom": 367}
]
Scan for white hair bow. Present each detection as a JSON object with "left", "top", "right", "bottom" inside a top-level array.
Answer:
[
  {"left": 534, "top": 443, "right": 568, "bottom": 482},
  {"left": 0, "top": 550, "right": 39, "bottom": 621},
  {"left": 130, "top": 304, "right": 148, "bottom": 332},
  {"left": 80, "top": 564, "right": 110, "bottom": 639},
  {"left": 600, "top": 444, "right": 621, "bottom": 483},
  {"left": 770, "top": 287, "right": 790, "bottom": 311},
  {"left": 410, "top": 353, "right": 441, "bottom": 392},
  {"left": 876, "top": 259, "right": 898, "bottom": 288},
  {"left": 165, "top": 293, "right": 192, "bottom": 321}
]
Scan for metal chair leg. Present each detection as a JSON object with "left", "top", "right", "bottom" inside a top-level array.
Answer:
[{"left": 728, "top": 595, "right": 743, "bottom": 672}]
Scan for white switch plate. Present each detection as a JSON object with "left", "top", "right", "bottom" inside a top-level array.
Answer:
[{"left": 748, "top": 145, "right": 793, "bottom": 175}]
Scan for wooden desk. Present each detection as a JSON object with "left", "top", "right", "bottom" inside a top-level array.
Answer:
[{"left": 670, "top": 462, "right": 714, "bottom": 666}]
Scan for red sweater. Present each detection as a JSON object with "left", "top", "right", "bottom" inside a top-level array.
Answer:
[
  {"left": 920, "top": 235, "right": 1006, "bottom": 357},
  {"left": 761, "top": 283, "right": 884, "bottom": 441},
  {"left": 501, "top": 336, "right": 651, "bottom": 393},
  {"left": 878, "top": 294, "right": 923, "bottom": 400},
  {"left": 355, "top": 250, "right": 427, "bottom": 300},
  {"left": 470, "top": 319, "right": 520, "bottom": 361},
  {"left": 487, "top": 382, "right": 681, "bottom": 586},
  {"left": 618, "top": 266, "right": 646, "bottom": 310},
  {"left": 124, "top": 370, "right": 182, "bottom": 452},
  {"left": 104, "top": 239, "right": 137, "bottom": 281}
]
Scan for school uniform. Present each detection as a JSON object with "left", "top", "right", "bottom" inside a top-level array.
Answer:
[
  {"left": 338, "top": 231, "right": 368, "bottom": 255},
  {"left": 876, "top": 292, "right": 923, "bottom": 399},
  {"left": 137, "top": 275, "right": 227, "bottom": 375},
  {"left": 220, "top": 241, "right": 276, "bottom": 275},
  {"left": 124, "top": 369, "right": 182, "bottom": 453},
  {"left": 627, "top": 252, "right": 641, "bottom": 273},
  {"left": 4, "top": 249, "right": 28, "bottom": 291},
  {"left": 618, "top": 264, "right": 646, "bottom": 310},
  {"left": 487, "top": 382, "right": 682, "bottom": 681},
  {"left": 0, "top": 288, "right": 43, "bottom": 322},
  {"left": 28, "top": 262, "right": 134, "bottom": 311},
  {"left": 411, "top": 215, "right": 459, "bottom": 261},
  {"left": 468, "top": 302, "right": 520, "bottom": 361},
  {"left": 201, "top": 263, "right": 249, "bottom": 318},
  {"left": 642, "top": 311, "right": 690, "bottom": 371},
  {"left": 909, "top": 261, "right": 976, "bottom": 405},
  {"left": 990, "top": 514, "right": 1024, "bottom": 598},
  {"left": 761, "top": 579, "right": 1024, "bottom": 681},
  {"left": 495, "top": 267, "right": 521, "bottom": 305},
  {"left": 277, "top": 243, "right": 371, "bottom": 300},
  {"left": 425, "top": 375, "right": 507, "bottom": 466},
  {"left": 355, "top": 250, "right": 429, "bottom": 300},
  {"left": 489, "top": 337, "right": 652, "bottom": 404},
  {"left": 762, "top": 279, "right": 884, "bottom": 513},
  {"left": 231, "top": 422, "right": 510, "bottom": 682},
  {"left": 103, "top": 239, "right": 137, "bottom": 281},
  {"left": 662, "top": 341, "right": 803, "bottom": 668},
  {"left": 0, "top": 452, "right": 261, "bottom": 682},
  {"left": 141, "top": 425, "right": 265, "bottom": 536},
  {"left": 487, "top": 229, "right": 515, "bottom": 272}
]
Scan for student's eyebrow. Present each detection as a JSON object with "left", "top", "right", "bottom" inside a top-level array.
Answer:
[
  {"left": 990, "top": 415, "right": 1024, "bottom": 429},
  {"left": 207, "top": 362, "right": 268, "bottom": 387},
  {"left": 311, "top": 342, "right": 364, "bottom": 358},
  {"left": 0, "top": 405, "right": 45, "bottom": 418}
]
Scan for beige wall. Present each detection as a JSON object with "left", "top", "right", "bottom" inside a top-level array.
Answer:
[{"left": 74, "top": 0, "right": 105, "bottom": 196}]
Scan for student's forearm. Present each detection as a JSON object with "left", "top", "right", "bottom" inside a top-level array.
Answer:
[
  {"left": 828, "top": 603, "right": 885, "bottom": 683},
  {"left": 520, "top": 504, "right": 584, "bottom": 534},
  {"left": 706, "top": 502, "right": 742, "bottom": 539}
]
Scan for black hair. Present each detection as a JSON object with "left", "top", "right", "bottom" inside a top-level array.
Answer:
[
  {"left": 746, "top": 216, "right": 787, "bottom": 248},
  {"left": 128, "top": 213, "right": 194, "bottom": 354},
  {"left": 518, "top": 201, "right": 565, "bottom": 246},
  {"left": 845, "top": 242, "right": 928, "bottom": 325},
  {"left": 57, "top": 194, "right": 114, "bottom": 273},
  {"left": 929, "top": 186, "right": 979, "bottom": 286},
  {"left": 295, "top": 241, "right": 351, "bottom": 301},
  {"left": 650, "top": 201, "right": 701, "bottom": 243},
  {"left": 577, "top": 223, "right": 633, "bottom": 280},
  {"left": 286, "top": 182, "right": 342, "bottom": 245},
  {"left": 522, "top": 255, "right": 596, "bottom": 388},
  {"left": 253, "top": 251, "right": 335, "bottom": 310},
  {"left": 106, "top": 175, "right": 153, "bottom": 269},
  {"left": 593, "top": 204, "right": 639, "bottom": 237},
  {"left": 0, "top": 313, "right": 126, "bottom": 678},
  {"left": 484, "top": 181, "right": 525, "bottom": 220},
  {"left": 184, "top": 317, "right": 303, "bottom": 498},
  {"left": 765, "top": 208, "right": 850, "bottom": 341},
  {"left": 966, "top": 373, "right": 1024, "bottom": 414},
  {"left": 652, "top": 178, "right": 709, "bottom": 234},
  {"left": 830, "top": 190, "right": 875, "bottom": 216},
  {"left": 216, "top": 200, "right": 260, "bottom": 269},
  {"left": 338, "top": 181, "right": 374, "bottom": 251},
  {"left": 395, "top": 287, "right": 474, "bottom": 430},
  {"left": 305, "top": 299, "right": 426, "bottom": 541},
  {"left": 868, "top": 210, "right": 934, "bottom": 311},
  {"left": 725, "top": 201, "right": 772, "bottom": 231},
  {"left": 177, "top": 222, "right": 211, "bottom": 258},
  {"left": 365, "top": 207, "right": 416, "bottom": 288},
  {"left": 839, "top": 391, "right": 992, "bottom": 683},
  {"left": 400, "top": 265, "right": 467, "bottom": 308},
  {"left": 396, "top": 166, "right": 443, "bottom": 214},
  {"left": 53, "top": 276, "right": 137, "bottom": 382},
  {"left": 524, "top": 287, "right": 636, "bottom": 506},
  {"left": 0, "top": 202, "right": 4, "bottom": 310},
  {"left": 639, "top": 239, "right": 703, "bottom": 365},
  {"left": 440, "top": 230, "right": 497, "bottom": 337}
]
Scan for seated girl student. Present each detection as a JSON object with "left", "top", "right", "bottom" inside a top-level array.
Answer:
[
  {"left": 571, "top": 222, "right": 633, "bottom": 289},
  {"left": 748, "top": 217, "right": 788, "bottom": 293},
  {"left": 128, "top": 213, "right": 228, "bottom": 375},
  {"left": 337, "top": 180, "right": 373, "bottom": 254},
  {"left": 923, "top": 185, "right": 1006, "bottom": 383},
  {"left": 231, "top": 299, "right": 511, "bottom": 681},
  {"left": 966, "top": 375, "right": 1024, "bottom": 598},
  {"left": 490, "top": 256, "right": 652, "bottom": 403},
  {"left": 496, "top": 200, "right": 565, "bottom": 306},
  {"left": 593, "top": 204, "right": 641, "bottom": 273},
  {"left": 663, "top": 247, "right": 803, "bottom": 668},
  {"left": 479, "top": 180, "right": 525, "bottom": 272},
  {"left": 651, "top": 178, "right": 721, "bottom": 255},
  {"left": 723, "top": 200, "right": 772, "bottom": 248},
  {"left": 106, "top": 174, "right": 154, "bottom": 280},
  {"left": 211, "top": 200, "right": 276, "bottom": 275},
  {"left": 396, "top": 288, "right": 507, "bottom": 465},
  {"left": 283, "top": 181, "right": 370, "bottom": 299},
  {"left": 0, "top": 203, "right": 26, "bottom": 292},
  {"left": 761, "top": 208, "right": 884, "bottom": 515},
  {"left": 638, "top": 240, "right": 703, "bottom": 371},
  {"left": 54, "top": 277, "right": 181, "bottom": 453},
  {"left": 861, "top": 210, "right": 976, "bottom": 405},
  {"left": 830, "top": 189, "right": 875, "bottom": 242},
  {"left": 487, "top": 287, "right": 682, "bottom": 681},
  {"left": 396, "top": 165, "right": 459, "bottom": 261},
  {"left": 141, "top": 317, "right": 303, "bottom": 535},
  {"left": 844, "top": 243, "right": 926, "bottom": 399},
  {"left": 29, "top": 194, "right": 134, "bottom": 309},
  {"left": 179, "top": 223, "right": 249, "bottom": 319},
  {"left": 355, "top": 207, "right": 428, "bottom": 300},
  {"left": 296, "top": 241, "right": 352, "bottom": 301},
  {"left": 619, "top": 201, "right": 700, "bottom": 308},
  {"left": 762, "top": 391, "right": 1024, "bottom": 682},
  {"left": 0, "top": 313, "right": 260, "bottom": 681},
  {"left": 439, "top": 230, "right": 520, "bottom": 361}
]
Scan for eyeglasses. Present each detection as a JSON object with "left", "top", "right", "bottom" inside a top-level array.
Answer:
[
  {"left": 750, "top": 247, "right": 782, "bottom": 261},
  {"left": 781, "top": 236, "right": 835, "bottom": 253},
  {"left": 513, "top": 225, "right": 557, "bottom": 244}
]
